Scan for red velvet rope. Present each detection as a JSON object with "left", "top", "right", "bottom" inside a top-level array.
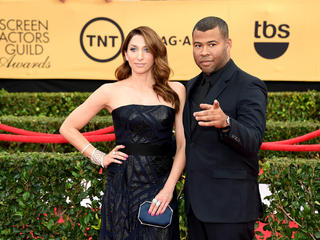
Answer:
[
  {"left": 0, "top": 133, "right": 115, "bottom": 143},
  {"left": 261, "top": 143, "right": 320, "bottom": 151},
  {"left": 260, "top": 128, "right": 320, "bottom": 151},
  {"left": 0, "top": 123, "right": 114, "bottom": 136},
  {"left": 0, "top": 123, "right": 319, "bottom": 151},
  {"left": 0, "top": 123, "right": 115, "bottom": 143}
]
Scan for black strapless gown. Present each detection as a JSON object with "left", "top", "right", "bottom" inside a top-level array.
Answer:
[{"left": 99, "top": 105, "right": 180, "bottom": 240}]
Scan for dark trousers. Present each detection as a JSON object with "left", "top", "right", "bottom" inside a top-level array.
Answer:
[{"left": 187, "top": 207, "right": 255, "bottom": 240}]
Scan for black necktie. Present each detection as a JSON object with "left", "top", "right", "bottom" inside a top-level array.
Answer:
[{"left": 191, "top": 77, "right": 211, "bottom": 129}]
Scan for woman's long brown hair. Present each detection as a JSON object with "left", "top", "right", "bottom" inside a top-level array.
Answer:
[{"left": 115, "top": 26, "right": 180, "bottom": 112}]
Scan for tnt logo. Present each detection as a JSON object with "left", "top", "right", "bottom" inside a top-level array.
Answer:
[
  {"left": 80, "top": 17, "right": 124, "bottom": 62},
  {"left": 254, "top": 21, "right": 290, "bottom": 59}
]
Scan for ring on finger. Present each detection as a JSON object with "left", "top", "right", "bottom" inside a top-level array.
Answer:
[
  {"left": 112, "top": 151, "right": 116, "bottom": 155},
  {"left": 156, "top": 201, "right": 161, "bottom": 207},
  {"left": 152, "top": 198, "right": 158, "bottom": 204}
]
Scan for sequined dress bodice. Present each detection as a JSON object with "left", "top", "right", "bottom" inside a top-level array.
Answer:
[{"left": 112, "top": 104, "right": 175, "bottom": 145}]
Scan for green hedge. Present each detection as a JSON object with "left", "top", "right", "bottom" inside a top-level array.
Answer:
[
  {"left": 0, "top": 152, "right": 319, "bottom": 239},
  {"left": 1, "top": 90, "right": 320, "bottom": 121},
  {"left": 1, "top": 116, "right": 319, "bottom": 158},
  {"left": 267, "top": 91, "right": 320, "bottom": 121},
  {"left": 258, "top": 157, "right": 320, "bottom": 240},
  {"left": 0, "top": 152, "right": 186, "bottom": 240},
  {"left": 0, "top": 90, "right": 108, "bottom": 117},
  {"left": 0, "top": 152, "right": 104, "bottom": 240}
]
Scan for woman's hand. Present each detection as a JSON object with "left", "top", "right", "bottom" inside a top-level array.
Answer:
[
  {"left": 148, "top": 188, "right": 173, "bottom": 216},
  {"left": 103, "top": 145, "right": 128, "bottom": 167}
]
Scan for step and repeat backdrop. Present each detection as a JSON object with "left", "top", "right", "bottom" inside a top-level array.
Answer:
[{"left": 0, "top": 0, "right": 320, "bottom": 82}]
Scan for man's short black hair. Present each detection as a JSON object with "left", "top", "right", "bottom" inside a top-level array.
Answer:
[{"left": 192, "top": 16, "right": 229, "bottom": 39}]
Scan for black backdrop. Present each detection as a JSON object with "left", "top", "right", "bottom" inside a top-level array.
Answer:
[{"left": 1, "top": 79, "right": 320, "bottom": 92}]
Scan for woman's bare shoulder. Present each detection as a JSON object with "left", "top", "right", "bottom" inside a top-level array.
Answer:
[
  {"left": 168, "top": 81, "right": 186, "bottom": 93},
  {"left": 98, "top": 80, "right": 130, "bottom": 93}
]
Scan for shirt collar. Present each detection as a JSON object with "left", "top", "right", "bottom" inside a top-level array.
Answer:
[{"left": 203, "top": 59, "right": 232, "bottom": 86}]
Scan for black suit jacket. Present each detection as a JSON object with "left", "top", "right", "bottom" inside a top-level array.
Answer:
[{"left": 183, "top": 59, "right": 267, "bottom": 223}]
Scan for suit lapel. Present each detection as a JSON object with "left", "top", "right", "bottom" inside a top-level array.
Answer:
[
  {"left": 204, "top": 60, "right": 237, "bottom": 104},
  {"left": 190, "top": 59, "right": 237, "bottom": 135},
  {"left": 203, "top": 77, "right": 228, "bottom": 105},
  {"left": 184, "top": 74, "right": 201, "bottom": 139}
]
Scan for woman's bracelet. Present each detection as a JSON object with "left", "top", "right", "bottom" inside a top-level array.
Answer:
[
  {"left": 90, "top": 148, "right": 105, "bottom": 168},
  {"left": 81, "top": 143, "right": 92, "bottom": 153}
]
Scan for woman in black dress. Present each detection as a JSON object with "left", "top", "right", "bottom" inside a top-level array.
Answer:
[{"left": 60, "top": 26, "right": 186, "bottom": 240}]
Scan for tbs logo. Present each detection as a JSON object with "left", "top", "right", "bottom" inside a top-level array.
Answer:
[{"left": 254, "top": 21, "right": 290, "bottom": 59}]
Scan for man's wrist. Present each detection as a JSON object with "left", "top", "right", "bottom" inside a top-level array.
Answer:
[
  {"left": 226, "top": 116, "right": 231, "bottom": 127},
  {"left": 221, "top": 116, "right": 231, "bottom": 132}
]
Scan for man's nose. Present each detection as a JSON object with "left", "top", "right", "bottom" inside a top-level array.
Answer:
[{"left": 200, "top": 46, "right": 209, "bottom": 56}]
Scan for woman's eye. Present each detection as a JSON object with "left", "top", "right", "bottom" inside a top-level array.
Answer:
[
  {"left": 144, "top": 47, "right": 149, "bottom": 52},
  {"left": 129, "top": 47, "right": 137, "bottom": 51}
]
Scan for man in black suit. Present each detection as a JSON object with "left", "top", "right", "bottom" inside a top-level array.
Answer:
[{"left": 183, "top": 16, "right": 267, "bottom": 239}]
